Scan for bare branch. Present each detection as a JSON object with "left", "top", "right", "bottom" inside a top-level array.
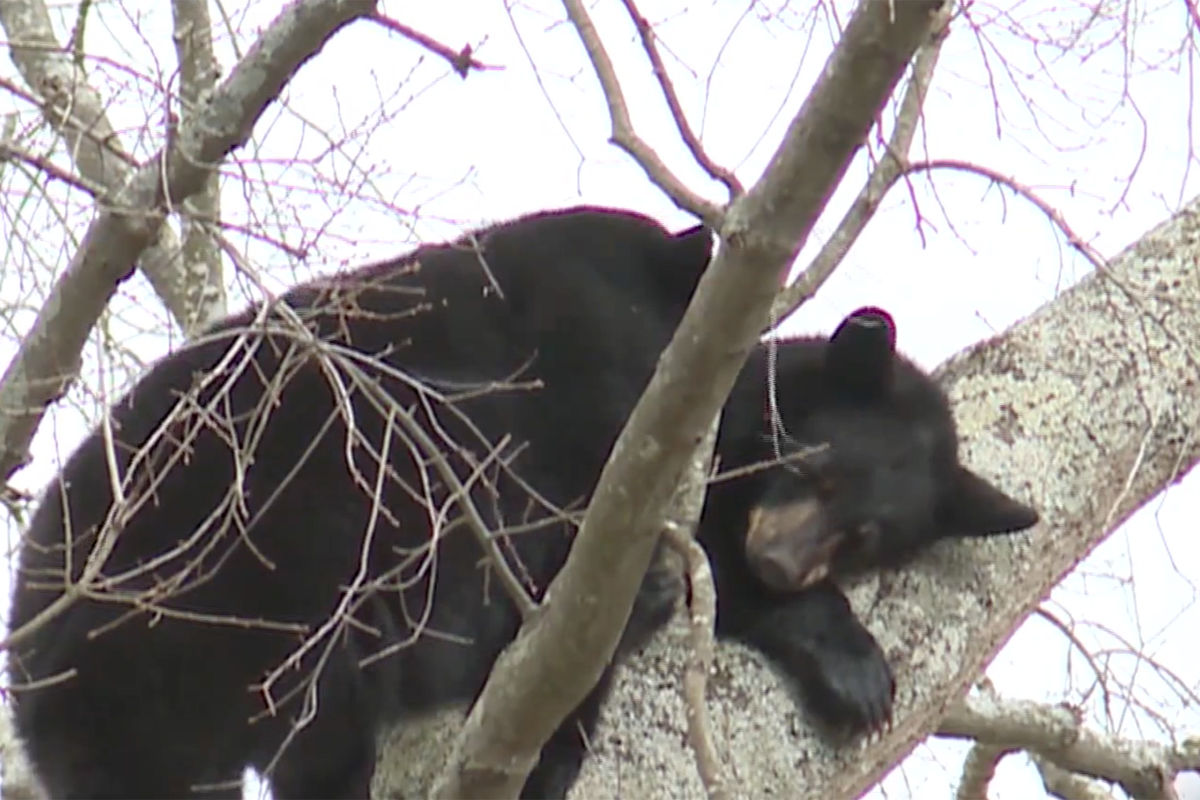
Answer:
[
  {"left": 560, "top": 0, "right": 726, "bottom": 226},
  {"left": 0, "top": 136, "right": 107, "bottom": 196},
  {"left": 368, "top": 11, "right": 499, "bottom": 77},
  {"left": 0, "top": 0, "right": 378, "bottom": 487},
  {"left": 905, "top": 158, "right": 1109, "bottom": 271},
  {"left": 772, "top": 1, "right": 952, "bottom": 322},
  {"left": 939, "top": 689, "right": 1200, "bottom": 799},
  {"left": 956, "top": 741, "right": 1013, "bottom": 800},
  {"left": 618, "top": 0, "right": 743, "bottom": 197},
  {"left": 1, "top": 0, "right": 192, "bottom": 329},
  {"left": 1033, "top": 755, "right": 1120, "bottom": 800},
  {"left": 431, "top": 2, "right": 946, "bottom": 796},
  {"left": 172, "top": 0, "right": 228, "bottom": 332},
  {"left": 663, "top": 516, "right": 730, "bottom": 800}
]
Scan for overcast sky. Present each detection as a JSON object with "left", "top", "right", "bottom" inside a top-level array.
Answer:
[{"left": 1, "top": 2, "right": 1197, "bottom": 798}]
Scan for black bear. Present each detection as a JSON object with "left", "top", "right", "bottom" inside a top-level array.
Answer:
[
  {"left": 6, "top": 206, "right": 1037, "bottom": 800},
  {"left": 707, "top": 305, "right": 1038, "bottom": 735}
]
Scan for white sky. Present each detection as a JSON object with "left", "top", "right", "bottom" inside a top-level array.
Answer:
[{"left": 1, "top": 1, "right": 1197, "bottom": 798}]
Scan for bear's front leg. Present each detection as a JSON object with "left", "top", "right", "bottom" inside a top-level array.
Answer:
[{"left": 733, "top": 581, "right": 895, "bottom": 738}]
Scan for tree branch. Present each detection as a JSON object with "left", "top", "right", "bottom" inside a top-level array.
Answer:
[
  {"left": 561, "top": 192, "right": 1200, "bottom": 798},
  {"left": 367, "top": 12, "right": 498, "bottom": 77},
  {"left": 939, "top": 689, "right": 1199, "bottom": 799},
  {"left": 664, "top": 522, "right": 730, "bottom": 800},
  {"left": 956, "top": 740, "right": 1013, "bottom": 800},
  {"left": 771, "top": 0, "right": 952, "bottom": 322},
  {"left": 1032, "top": 754, "right": 1119, "bottom": 800},
  {"left": 171, "top": 0, "right": 228, "bottom": 332},
  {"left": 905, "top": 158, "right": 1108, "bottom": 271},
  {"left": 663, "top": 415, "right": 728, "bottom": 800},
  {"left": 618, "top": 0, "right": 743, "bottom": 198},
  {"left": 1, "top": 0, "right": 192, "bottom": 330},
  {"left": 0, "top": 0, "right": 376, "bottom": 487},
  {"left": 560, "top": 0, "right": 726, "bottom": 226},
  {"left": 430, "top": 1, "right": 946, "bottom": 796}
]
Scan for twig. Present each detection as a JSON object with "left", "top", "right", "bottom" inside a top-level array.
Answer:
[
  {"left": 0, "top": 75, "right": 140, "bottom": 168},
  {"left": 664, "top": 521, "right": 730, "bottom": 800},
  {"left": 904, "top": 158, "right": 1108, "bottom": 271},
  {"left": 772, "top": 1, "right": 952, "bottom": 322},
  {"left": 619, "top": 0, "right": 742, "bottom": 197},
  {"left": 560, "top": 0, "right": 724, "bottom": 227},
  {"left": 0, "top": 139, "right": 108, "bottom": 197},
  {"left": 368, "top": 12, "right": 498, "bottom": 78}
]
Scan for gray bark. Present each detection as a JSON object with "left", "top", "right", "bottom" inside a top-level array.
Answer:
[{"left": 171, "top": 0, "right": 228, "bottom": 332}]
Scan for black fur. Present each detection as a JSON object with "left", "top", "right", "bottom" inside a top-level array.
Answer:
[
  {"left": 716, "top": 306, "right": 1038, "bottom": 735},
  {"left": 7, "top": 208, "right": 1037, "bottom": 799}
]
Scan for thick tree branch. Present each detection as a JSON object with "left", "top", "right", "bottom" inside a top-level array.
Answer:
[
  {"left": 1033, "top": 754, "right": 1119, "bottom": 800},
  {"left": 940, "top": 689, "right": 1200, "bottom": 799},
  {"left": 0, "top": 0, "right": 376, "bottom": 486},
  {"left": 956, "top": 740, "right": 1012, "bottom": 800},
  {"left": 561, "top": 194, "right": 1200, "bottom": 798},
  {"left": 430, "top": 1, "right": 947, "bottom": 797},
  {"left": 172, "top": 0, "right": 228, "bottom": 332}
]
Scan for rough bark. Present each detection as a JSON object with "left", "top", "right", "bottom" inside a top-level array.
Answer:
[
  {"left": 373, "top": 197, "right": 1200, "bottom": 799},
  {"left": 0, "top": 0, "right": 376, "bottom": 486},
  {"left": 940, "top": 690, "right": 1200, "bottom": 798},
  {"left": 171, "top": 0, "right": 228, "bottom": 332}
]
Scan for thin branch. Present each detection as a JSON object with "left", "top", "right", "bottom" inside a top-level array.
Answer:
[
  {"left": 772, "top": 1, "right": 952, "bottom": 322},
  {"left": 0, "top": 138, "right": 107, "bottom": 196},
  {"left": 904, "top": 158, "right": 1109, "bottom": 271},
  {"left": 0, "top": 0, "right": 192, "bottom": 328},
  {"left": 0, "top": 0, "right": 378, "bottom": 487},
  {"left": 0, "top": 75, "right": 139, "bottom": 169},
  {"left": 560, "top": 0, "right": 725, "bottom": 227},
  {"left": 663, "top": 517, "right": 730, "bottom": 800},
  {"left": 368, "top": 12, "right": 498, "bottom": 77},
  {"left": 619, "top": 0, "right": 743, "bottom": 197}
]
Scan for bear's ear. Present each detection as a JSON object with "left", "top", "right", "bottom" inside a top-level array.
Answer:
[
  {"left": 940, "top": 465, "right": 1039, "bottom": 537},
  {"left": 641, "top": 223, "right": 713, "bottom": 312},
  {"left": 825, "top": 306, "right": 898, "bottom": 400},
  {"left": 670, "top": 223, "right": 714, "bottom": 267}
]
